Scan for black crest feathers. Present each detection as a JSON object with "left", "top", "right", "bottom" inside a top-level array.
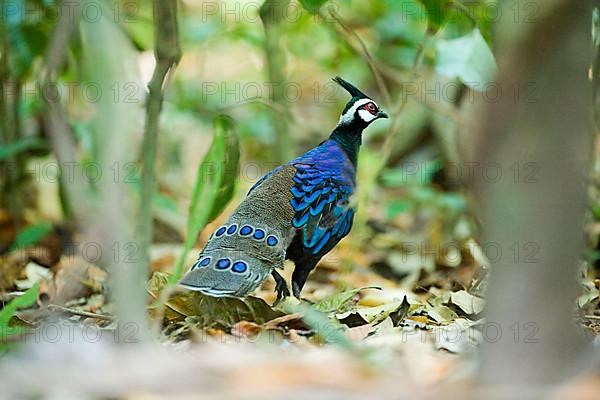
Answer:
[{"left": 332, "top": 76, "right": 368, "bottom": 99}]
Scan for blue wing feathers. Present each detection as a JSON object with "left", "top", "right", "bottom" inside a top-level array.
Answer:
[
  {"left": 303, "top": 190, "right": 321, "bottom": 203},
  {"left": 291, "top": 198, "right": 310, "bottom": 211},
  {"left": 313, "top": 231, "right": 332, "bottom": 254},
  {"left": 291, "top": 186, "right": 304, "bottom": 198},
  {"left": 286, "top": 140, "right": 356, "bottom": 255},
  {"left": 306, "top": 225, "right": 327, "bottom": 248},
  {"left": 248, "top": 140, "right": 355, "bottom": 256},
  {"left": 292, "top": 212, "right": 310, "bottom": 228},
  {"left": 310, "top": 198, "right": 328, "bottom": 216}
]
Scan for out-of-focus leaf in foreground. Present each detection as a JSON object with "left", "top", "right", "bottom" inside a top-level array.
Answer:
[
  {"left": 299, "top": 0, "right": 330, "bottom": 14},
  {"left": 417, "top": 0, "right": 451, "bottom": 34},
  {"left": 9, "top": 223, "right": 52, "bottom": 251},
  {"left": 0, "top": 284, "right": 39, "bottom": 353},
  {"left": 0, "top": 137, "right": 46, "bottom": 161},
  {"left": 170, "top": 116, "right": 239, "bottom": 282},
  {"left": 435, "top": 28, "right": 497, "bottom": 88}
]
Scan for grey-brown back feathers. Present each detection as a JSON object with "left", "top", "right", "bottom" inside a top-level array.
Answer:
[{"left": 179, "top": 165, "right": 297, "bottom": 296}]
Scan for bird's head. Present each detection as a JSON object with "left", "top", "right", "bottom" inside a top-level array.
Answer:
[{"left": 333, "top": 76, "right": 388, "bottom": 129}]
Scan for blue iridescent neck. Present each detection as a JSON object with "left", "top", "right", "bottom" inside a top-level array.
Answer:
[{"left": 329, "top": 123, "right": 365, "bottom": 166}]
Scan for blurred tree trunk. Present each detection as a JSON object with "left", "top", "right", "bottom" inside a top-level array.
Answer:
[
  {"left": 42, "top": 0, "right": 151, "bottom": 340},
  {"left": 260, "top": 0, "right": 293, "bottom": 163},
  {"left": 475, "top": 0, "right": 593, "bottom": 388}
]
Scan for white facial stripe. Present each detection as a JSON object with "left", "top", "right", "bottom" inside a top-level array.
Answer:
[
  {"left": 358, "top": 109, "right": 377, "bottom": 123},
  {"left": 338, "top": 98, "right": 378, "bottom": 125}
]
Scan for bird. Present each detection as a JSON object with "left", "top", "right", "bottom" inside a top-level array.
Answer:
[{"left": 179, "top": 76, "right": 388, "bottom": 300}]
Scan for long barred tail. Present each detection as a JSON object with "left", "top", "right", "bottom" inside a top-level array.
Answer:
[
  {"left": 178, "top": 167, "right": 296, "bottom": 297},
  {"left": 178, "top": 249, "right": 273, "bottom": 297}
]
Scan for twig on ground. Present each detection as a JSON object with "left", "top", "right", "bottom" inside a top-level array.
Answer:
[{"left": 45, "top": 304, "right": 114, "bottom": 321}]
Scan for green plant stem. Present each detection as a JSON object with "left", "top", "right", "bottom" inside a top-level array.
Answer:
[
  {"left": 326, "top": 8, "right": 392, "bottom": 108},
  {"left": 0, "top": 19, "right": 10, "bottom": 205},
  {"left": 7, "top": 81, "right": 23, "bottom": 225},
  {"left": 138, "top": 0, "right": 181, "bottom": 281},
  {"left": 260, "top": 0, "right": 293, "bottom": 163}
]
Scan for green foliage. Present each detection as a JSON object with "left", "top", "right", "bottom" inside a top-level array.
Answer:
[
  {"left": 170, "top": 116, "right": 240, "bottom": 282},
  {"left": 3, "top": 0, "right": 54, "bottom": 78},
  {"left": 208, "top": 119, "right": 240, "bottom": 221},
  {"left": 118, "top": 0, "right": 154, "bottom": 50},
  {"left": 0, "top": 137, "right": 46, "bottom": 161},
  {"left": 435, "top": 28, "right": 497, "bottom": 88},
  {"left": 594, "top": 8, "right": 600, "bottom": 47},
  {"left": 298, "top": 0, "right": 330, "bottom": 15},
  {"left": 0, "top": 284, "right": 39, "bottom": 354},
  {"left": 9, "top": 223, "right": 52, "bottom": 251},
  {"left": 417, "top": 0, "right": 451, "bottom": 33},
  {"left": 386, "top": 199, "right": 412, "bottom": 219},
  {"left": 381, "top": 163, "right": 467, "bottom": 221}
]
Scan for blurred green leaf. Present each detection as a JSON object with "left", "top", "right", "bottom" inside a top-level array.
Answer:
[
  {"left": 417, "top": 0, "right": 451, "bottom": 33},
  {"left": 386, "top": 200, "right": 412, "bottom": 219},
  {"left": 117, "top": 0, "right": 154, "bottom": 50},
  {"left": 170, "top": 116, "right": 239, "bottom": 282},
  {"left": 437, "top": 192, "right": 466, "bottom": 212},
  {"left": 0, "top": 137, "right": 46, "bottom": 161},
  {"left": 0, "top": 284, "right": 39, "bottom": 353},
  {"left": 592, "top": 205, "right": 600, "bottom": 220},
  {"left": 298, "top": 0, "right": 329, "bottom": 15},
  {"left": 9, "top": 223, "right": 52, "bottom": 251},
  {"left": 594, "top": 8, "right": 600, "bottom": 47},
  {"left": 154, "top": 192, "right": 179, "bottom": 213},
  {"left": 208, "top": 118, "right": 240, "bottom": 221},
  {"left": 435, "top": 28, "right": 497, "bottom": 88},
  {"left": 3, "top": 0, "right": 54, "bottom": 78}
]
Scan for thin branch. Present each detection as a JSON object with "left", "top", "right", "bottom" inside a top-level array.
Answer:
[
  {"left": 46, "top": 304, "right": 114, "bottom": 321},
  {"left": 219, "top": 96, "right": 286, "bottom": 113},
  {"left": 326, "top": 8, "right": 392, "bottom": 109},
  {"left": 260, "top": 0, "right": 293, "bottom": 163},
  {"left": 323, "top": 8, "right": 463, "bottom": 168},
  {"left": 138, "top": 0, "right": 181, "bottom": 280},
  {"left": 0, "top": 20, "right": 8, "bottom": 148}
]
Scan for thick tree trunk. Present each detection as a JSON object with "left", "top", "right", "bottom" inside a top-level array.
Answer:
[{"left": 475, "top": 0, "right": 593, "bottom": 389}]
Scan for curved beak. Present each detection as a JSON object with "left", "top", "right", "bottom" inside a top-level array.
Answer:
[{"left": 377, "top": 110, "right": 389, "bottom": 119}]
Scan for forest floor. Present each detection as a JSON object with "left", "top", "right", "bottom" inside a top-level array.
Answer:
[{"left": 1, "top": 206, "right": 600, "bottom": 398}]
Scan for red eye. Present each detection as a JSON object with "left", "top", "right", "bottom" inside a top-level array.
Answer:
[{"left": 366, "top": 103, "right": 376, "bottom": 113}]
